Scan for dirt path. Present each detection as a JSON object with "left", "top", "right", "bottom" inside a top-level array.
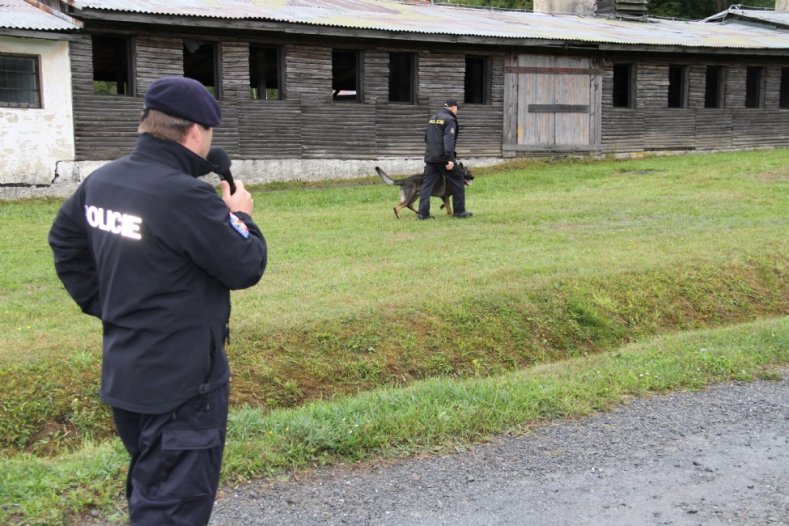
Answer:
[{"left": 208, "top": 372, "right": 789, "bottom": 525}]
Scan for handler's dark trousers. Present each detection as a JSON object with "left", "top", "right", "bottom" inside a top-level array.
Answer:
[
  {"left": 112, "top": 383, "right": 229, "bottom": 526},
  {"left": 418, "top": 162, "right": 466, "bottom": 217}
]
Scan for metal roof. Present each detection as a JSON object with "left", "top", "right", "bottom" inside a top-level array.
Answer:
[
  {"left": 712, "top": 7, "right": 789, "bottom": 30},
  {"left": 0, "top": 0, "right": 82, "bottom": 31},
  {"left": 66, "top": 1, "right": 789, "bottom": 50}
]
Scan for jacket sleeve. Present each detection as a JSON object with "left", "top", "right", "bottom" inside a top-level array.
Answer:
[
  {"left": 443, "top": 120, "right": 458, "bottom": 162},
  {"left": 48, "top": 189, "right": 102, "bottom": 318},
  {"left": 169, "top": 182, "right": 267, "bottom": 290}
]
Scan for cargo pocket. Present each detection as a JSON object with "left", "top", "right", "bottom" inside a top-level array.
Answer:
[{"left": 160, "top": 427, "right": 223, "bottom": 498}]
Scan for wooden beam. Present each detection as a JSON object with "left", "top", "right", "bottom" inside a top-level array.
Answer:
[
  {"left": 505, "top": 66, "right": 602, "bottom": 75},
  {"left": 528, "top": 104, "right": 590, "bottom": 113}
]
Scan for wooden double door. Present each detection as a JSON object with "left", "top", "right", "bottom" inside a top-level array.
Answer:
[{"left": 503, "top": 53, "right": 602, "bottom": 154}]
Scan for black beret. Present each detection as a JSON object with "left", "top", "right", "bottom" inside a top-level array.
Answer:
[
  {"left": 144, "top": 76, "right": 221, "bottom": 128},
  {"left": 444, "top": 98, "right": 460, "bottom": 108}
]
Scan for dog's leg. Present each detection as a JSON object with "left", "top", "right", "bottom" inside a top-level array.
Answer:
[{"left": 443, "top": 197, "right": 453, "bottom": 216}]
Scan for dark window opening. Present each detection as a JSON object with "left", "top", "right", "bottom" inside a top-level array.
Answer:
[
  {"left": 745, "top": 66, "right": 763, "bottom": 109},
  {"left": 465, "top": 56, "right": 489, "bottom": 104},
  {"left": 332, "top": 50, "right": 360, "bottom": 102},
  {"left": 667, "top": 65, "right": 687, "bottom": 108},
  {"left": 704, "top": 66, "right": 724, "bottom": 109},
  {"left": 0, "top": 54, "right": 41, "bottom": 108},
  {"left": 250, "top": 46, "right": 282, "bottom": 100},
  {"left": 612, "top": 64, "right": 633, "bottom": 108},
  {"left": 389, "top": 52, "right": 416, "bottom": 103},
  {"left": 92, "top": 35, "right": 132, "bottom": 95},
  {"left": 780, "top": 68, "right": 789, "bottom": 109},
  {"left": 184, "top": 40, "right": 219, "bottom": 98}
]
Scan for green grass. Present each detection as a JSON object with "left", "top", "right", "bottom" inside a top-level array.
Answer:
[
  {"left": 0, "top": 149, "right": 788, "bottom": 524},
  {"left": 1, "top": 317, "right": 787, "bottom": 525}
]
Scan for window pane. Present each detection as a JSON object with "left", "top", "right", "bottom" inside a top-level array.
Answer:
[
  {"left": 745, "top": 67, "right": 763, "bottom": 109},
  {"left": 613, "top": 64, "right": 632, "bottom": 108},
  {"left": 332, "top": 50, "right": 359, "bottom": 102},
  {"left": 184, "top": 40, "right": 219, "bottom": 98},
  {"left": 780, "top": 68, "right": 789, "bottom": 109},
  {"left": 389, "top": 52, "right": 414, "bottom": 103},
  {"left": 92, "top": 35, "right": 132, "bottom": 95},
  {"left": 0, "top": 54, "right": 41, "bottom": 108},
  {"left": 668, "top": 65, "right": 686, "bottom": 108},
  {"left": 704, "top": 66, "right": 723, "bottom": 109},
  {"left": 464, "top": 56, "right": 488, "bottom": 104},
  {"left": 250, "top": 46, "right": 282, "bottom": 100}
]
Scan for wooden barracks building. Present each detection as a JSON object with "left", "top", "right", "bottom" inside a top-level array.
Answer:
[{"left": 1, "top": 0, "right": 788, "bottom": 190}]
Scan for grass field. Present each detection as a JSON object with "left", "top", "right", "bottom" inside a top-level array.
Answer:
[{"left": 0, "top": 149, "right": 787, "bottom": 524}]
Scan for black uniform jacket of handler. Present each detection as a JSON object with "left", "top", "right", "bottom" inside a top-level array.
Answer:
[
  {"left": 49, "top": 133, "right": 268, "bottom": 414},
  {"left": 424, "top": 107, "right": 459, "bottom": 164}
]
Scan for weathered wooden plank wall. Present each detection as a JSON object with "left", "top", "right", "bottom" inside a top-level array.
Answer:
[
  {"left": 419, "top": 52, "right": 466, "bottom": 107},
  {"left": 71, "top": 32, "right": 504, "bottom": 162},
  {"left": 70, "top": 35, "right": 140, "bottom": 160},
  {"left": 136, "top": 37, "right": 183, "bottom": 94},
  {"left": 599, "top": 60, "right": 789, "bottom": 153},
  {"left": 285, "top": 45, "right": 332, "bottom": 103},
  {"left": 363, "top": 50, "right": 389, "bottom": 104},
  {"left": 70, "top": 26, "right": 787, "bottom": 164},
  {"left": 374, "top": 104, "right": 430, "bottom": 156},
  {"left": 237, "top": 100, "right": 304, "bottom": 159},
  {"left": 458, "top": 53, "right": 503, "bottom": 157}
]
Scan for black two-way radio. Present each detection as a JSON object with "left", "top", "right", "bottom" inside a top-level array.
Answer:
[{"left": 207, "top": 147, "right": 236, "bottom": 194}]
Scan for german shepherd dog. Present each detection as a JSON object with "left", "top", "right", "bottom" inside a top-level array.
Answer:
[{"left": 375, "top": 163, "right": 474, "bottom": 218}]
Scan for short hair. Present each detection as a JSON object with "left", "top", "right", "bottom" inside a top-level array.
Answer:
[{"left": 138, "top": 108, "right": 195, "bottom": 142}]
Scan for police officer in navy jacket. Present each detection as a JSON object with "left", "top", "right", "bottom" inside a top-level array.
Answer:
[
  {"left": 418, "top": 98, "right": 472, "bottom": 220},
  {"left": 48, "top": 76, "right": 267, "bottom": 525}
]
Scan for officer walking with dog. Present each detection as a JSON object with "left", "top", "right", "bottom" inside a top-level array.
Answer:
[
  {"left": 418, "top": 98, "right": 472, "bottom": 220},
  {"left": 48, "top": 76, "right": 267, "bottom": 525}
]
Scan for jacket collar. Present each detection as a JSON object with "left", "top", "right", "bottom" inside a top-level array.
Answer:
[
  {"left": 437, "top": 107, "right": 457, "bottom": 121},
  {"left": 131, "top": 133, "right": 214, "bottom": 177}
]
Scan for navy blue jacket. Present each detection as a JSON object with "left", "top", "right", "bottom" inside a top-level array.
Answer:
[
  {"left": 49, "top": 134, "right": 267, "bottom": 413},
  {"left": 424, "top": 108, "right": 459, "bottom": 164}
]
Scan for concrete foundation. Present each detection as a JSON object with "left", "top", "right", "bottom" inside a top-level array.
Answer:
[{"left": 0, "top": 157, "right": 503, "bottom": 200}]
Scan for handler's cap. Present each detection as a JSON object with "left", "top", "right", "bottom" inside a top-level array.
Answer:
[
  {"left": 144, "top": 76, "right": 221, "bottom": 128},
  {"left": 443, "top": 98, "right": 460, "bottom": 108}
]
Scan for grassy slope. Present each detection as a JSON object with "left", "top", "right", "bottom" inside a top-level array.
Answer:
[
  {"left": 0, "top": 149, "right": 787, "bottom": 523},
  {"left": 1, "top": 317, "right": 787, "bottom": 525}
]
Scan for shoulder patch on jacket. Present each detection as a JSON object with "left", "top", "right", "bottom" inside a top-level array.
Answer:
[{"left": 228, "top": 212, "right": 250, "bottom": 239}]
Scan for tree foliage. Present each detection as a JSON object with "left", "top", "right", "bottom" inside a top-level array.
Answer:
[
  {"left": 436, "top": 0, "right": 776, "bottom": 18},
  {"left": 648, "top": 0, "right": 775, "bottom": 19}
]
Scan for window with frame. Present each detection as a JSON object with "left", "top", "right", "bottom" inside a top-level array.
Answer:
[
  {"left": 0, "top": 54, "right": 41, "bottom": 108},
  {"left": 612, "top": 63, "right": 633, "bottom": 108},
  {"left": 184, "top": 40, "right": 219, "bottom": 98},
  {"left": 667, "top": 65, "right": 687, "bottom": 108},
  {"left": 464, "top": 56, "right": 489, "bottom": 104},
  {"left": 389, "top": 52, "right": 416, "bottom": 103},
  {"left": 332, "top": 50, "right": 360, "bottom": 102},
  {"left": 92, "top": 35, "right": 133, "bottom": 95},
  {"left": 704, "top": 65, "right": 725, "bottom": 109},
  {"left": 780, "top": 67, "right": 789, "bottom": 109},
  {"left": 745, "top": 66, "right": 764, "bottom": 109},
  {"left": 249, "top": 45, "right": 282, "bottom": 100}
]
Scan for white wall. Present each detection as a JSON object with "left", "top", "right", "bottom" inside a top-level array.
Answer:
[
  {"left": 0, "top": 36, "right": 75, "bottom": 185},
  {"left": 533, "top": 0, "right": 596, "bottom": 15}
]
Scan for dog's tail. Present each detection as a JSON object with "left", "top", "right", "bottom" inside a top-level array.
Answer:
[{"left": 375, "top": 166, "right": 404, "bottom": 186}]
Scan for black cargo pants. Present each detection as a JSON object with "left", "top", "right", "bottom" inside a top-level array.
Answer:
[
  {"left": 418, "top": 162, "right": 466, "bottom": 217},
  {"left": 112, "top": 383, "right": 229, "bottom": 526}
]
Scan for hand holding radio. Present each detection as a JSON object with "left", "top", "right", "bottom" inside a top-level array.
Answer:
[{"left": 208, "top": 147, "right": 254, "bottom": 215}]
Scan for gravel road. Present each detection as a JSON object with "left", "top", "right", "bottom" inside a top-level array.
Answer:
[{"left": 208, "top": 372, "right": 789, "bottom": 526}]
